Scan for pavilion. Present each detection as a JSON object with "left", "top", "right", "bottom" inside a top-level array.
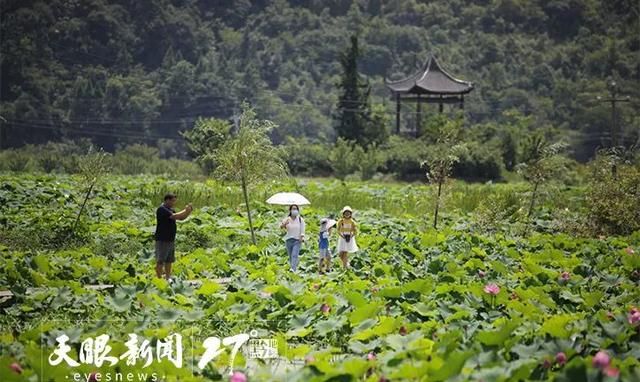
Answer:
[{"left": 385, "top": 55, "right": 474, "bottom": 134}]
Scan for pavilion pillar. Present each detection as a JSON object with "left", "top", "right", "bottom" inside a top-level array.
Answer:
[
  {"left": 395, "top": 93, "right": 401, "bottom": 134},
  {"left": 416, "top": 94, "right": 421, "bottom": 135},
  {"left": 439, "top": 95, "right": 443, "bottom": 113},
  {"left": 459, "top": 95, "right": 464, "bottom": 110}
]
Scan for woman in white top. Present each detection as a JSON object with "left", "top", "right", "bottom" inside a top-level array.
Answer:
[{"left": 280, "top": 204, "right": 305, "bottom": 272}]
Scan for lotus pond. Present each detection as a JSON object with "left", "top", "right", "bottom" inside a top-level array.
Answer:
[{"left": 0, "top": 174, "right": 638, "bottom": 381}]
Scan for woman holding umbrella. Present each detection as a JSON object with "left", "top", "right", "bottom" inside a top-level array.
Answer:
[
  {"left": 268, "top": 192, "right": 311, "bottom": 273},
  {"left": 280, "top": 204, "right": 305, "bottom": 272}
]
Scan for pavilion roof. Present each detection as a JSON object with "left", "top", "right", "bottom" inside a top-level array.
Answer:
[{"left": 386, "top": 55, "right": 474, "bottom": 95}]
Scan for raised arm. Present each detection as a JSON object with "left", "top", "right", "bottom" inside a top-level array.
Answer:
[{"left": 171, "top": 204, "right": 193, "bottom": 221}]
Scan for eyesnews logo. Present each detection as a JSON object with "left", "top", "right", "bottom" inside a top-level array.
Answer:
[{"left": 70, "top": 371, "right": 159, "bottom": 382}]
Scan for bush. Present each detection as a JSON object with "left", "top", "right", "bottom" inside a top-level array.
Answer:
[
  {"left": 586, "top": 158, "right": 640, "bottom": 235},
  {"left": 0, "top": 142, "right": 202, "bottom": 177},
  {"left": 282, "top": 137, "right": 332, "bottom": 177},
  {"left": 473, "top": 187, "right": 525, "bottom": 232},
  {"left": 453, "top": 142, "right": 504, "bottom": 181},
  {"left": 353, "top": 144, "right": 384, "bottom": 180},
  {"left": 329, "top": 138, "right": 358, "bottom": 181},
  {"left": 381, "top": 136, "right": 427, "bottom": 181}
]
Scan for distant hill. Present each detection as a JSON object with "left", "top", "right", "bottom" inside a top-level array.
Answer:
[{"left": 1, "top": 0, "right": 638, "bottom": 160}]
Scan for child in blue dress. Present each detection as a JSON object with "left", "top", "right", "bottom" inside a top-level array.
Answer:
[{"left": 318, "top": 218, "right": 333, "bottom": 274}]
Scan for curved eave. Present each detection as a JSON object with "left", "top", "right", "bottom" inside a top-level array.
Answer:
[{"left": 386, "top": 55, "right": 474, "bottom": 95}]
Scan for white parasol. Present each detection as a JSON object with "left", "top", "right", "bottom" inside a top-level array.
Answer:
[
  {"left": 324, "top": 218, "right": 337, "bottom": 229},
  {"left": 266, "top": 192, "right": 311, "bottom": 206}
]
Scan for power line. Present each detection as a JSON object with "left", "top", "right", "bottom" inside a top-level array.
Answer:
[{"left": 7, "top": 120, "right": 183, "bottom": 141}]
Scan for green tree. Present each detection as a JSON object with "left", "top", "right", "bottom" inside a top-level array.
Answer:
[
  {"left": 354, "top": 143, "right": 384, "bottom": 180},
  {"left": 501, "top": 131, "right": 518, "bottom": 171},
  {"left": 335, "top": 35, "right": 371, "bottom": 146},
  {"left": 516, "top": 133, "right": 567, "bottom": 232},
  {"left": 213, "top": 103, "right": 288, "bottom": 244},
  {"left": 329, "top": 138, "right": 357, "bottom": 181},
  {"left": 421, "top": 117, "right": 466, "bottom": 229},
  {"left": 182, "top": 118, "right": 233, "bottom": 174},
  {"left": 73, "top": 146, "right": 111, "bottom": 236}
]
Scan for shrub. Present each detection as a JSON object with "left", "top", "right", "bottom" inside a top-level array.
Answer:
[
  {"left": 586, "top": 157, "right": 640, "bottom": 235},
  {"left": 353, "top": 144, "right": 384, "bottom": 181},
  {"left": 453, "top": 142, "right": 504, "bottom": 181},
  {"left": 329, "top": 138, "right": 358, "bottom": 181},
  {"left": 282, "top": 137, "right": 332, "bottom": 177},
  {"left": 381, "top": 136, "right": 427, "bottom": 181}
]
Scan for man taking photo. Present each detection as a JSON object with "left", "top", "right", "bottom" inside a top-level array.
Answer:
[{"left": 154, "top": 193, "right": 192, "bottom": 281}]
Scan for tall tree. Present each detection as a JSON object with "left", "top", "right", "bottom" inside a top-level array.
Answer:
[
  {"left": 334, "top": 35, "right": 371, "bottom": 146},
  {"left": 516, "top": 133, "right": 567, "bottom": 234},
  {"left": 422, "top": 116, "right": 466, "bottom": 229},
  {"left": 212, "top": 103, "right": 288, "bottom": 244}
]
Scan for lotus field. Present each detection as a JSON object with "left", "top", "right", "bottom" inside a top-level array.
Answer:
[{"left": 0, "top": 174, "right": 639, "bottom": 382}]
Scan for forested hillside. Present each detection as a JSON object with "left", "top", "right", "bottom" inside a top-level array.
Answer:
[{"left": 1, "top": 0, "right": 638, "bottom": 161}]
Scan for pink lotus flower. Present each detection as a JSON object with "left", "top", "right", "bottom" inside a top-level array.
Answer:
[
  {"left": 320, "top": 303, "right": 331, "bottom": 314},
  {"left": 625, "top": 247, "right": 635, "bottom": 255},
  {"left": 604, "top": 366, "right": 620, "bottom": 377},
  {"left": 592, "top": 351, "right": 610, "bottom": 369},
  {"left": 304, "top": 355, "right": 315, "bottom": 364},
  {"left": 484, "top": 283, "right": 500, "bottom": 295},
  {"left": 556, "top": 352, "right": 567, "bottom": 366},
  {"left": 9, "top": 362, "right": 22, "bottom": 374},
  {"left": 367, "top": 352, "right": 376, "bottom": 361},
  {"left": 478, "top": 270, "right": 486, "bottom": 278},
  {"left": 230, "top": 371, "right": 247, "bottom": 382},
  {"left": 560, "top": 271, "right": 570, "bottom": 281},
  {"left": 628, "top": 307, "right": 640, "bottom": 325}
]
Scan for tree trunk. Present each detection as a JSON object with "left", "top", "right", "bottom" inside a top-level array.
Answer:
[
  {"left": 524, "top": 181, "right": 539, "bottom": 236},
  {"left": 527, "top": 182, "right": 539, "bottom": 218},
  {"left": 433, "top": 180, "right": 443, "bottom": 229},
  {"left": 241, "top": 174, "right": 256, "bottom": 245},
  {"left": 72, "top": 180, "right": 95, "bottom": 235}
]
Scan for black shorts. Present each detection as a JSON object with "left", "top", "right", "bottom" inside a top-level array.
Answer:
[{"left": 155, "top": 241, "right": 175, "bottom": 264}]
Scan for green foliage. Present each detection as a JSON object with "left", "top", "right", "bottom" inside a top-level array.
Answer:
[
  {"left": 182, "top": 117, "right": 232, "bottom": 174},
  {"left": 213, "top": 104, "right": 288, "bottom": 185},
  {"left": 516, "top": 132, "right": 568, "bottom": 220},
  {"left": 586, "top": 157, "right": 640, "bottom": 235},
  {"left": 335, "top": 35, "right": 373, "bottom": 147},
  {"left": 1, "top": 0, "right": 638, "bottom": 162},
  {"left": 382, "top": 136, "right": 428, "bottom": 181},
  {"left": 421, "top": 116, "right": 466, "bottom": 228},
  {"left": 1, "top": 173, "right": 639, "bottom": 380},
  {"left": 281, "top": 137, "right": 332, "bottom": 177},
  {"left": 329, "top": 138, "right": 358, "bottom": 181},
  {"left": 0, "top": 142, "right": 202, "bottom": 177},
  {"left": 212, "top": 103, "right": 288, "bottom": 243},
  {"left": 422, "top": 119, "right": 466, "bottom": 184},
  {"left": 353, "top": 144, "right": 384, "bottom": 181}
]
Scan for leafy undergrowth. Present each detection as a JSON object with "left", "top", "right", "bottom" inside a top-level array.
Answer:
[{"left": 0, "top": 174, "right": 639, "bottom": 381}]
